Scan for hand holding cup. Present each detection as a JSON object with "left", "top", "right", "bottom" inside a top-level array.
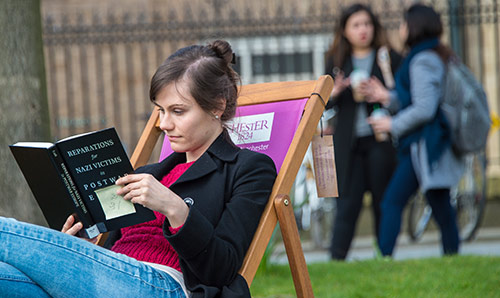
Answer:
[{"left": 349, "top": 69, "right": 370, "bottom": 102}]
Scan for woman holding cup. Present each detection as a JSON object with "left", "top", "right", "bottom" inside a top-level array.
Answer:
[{"left": 324, "top": 3, "right": 401, "bottom": 260}]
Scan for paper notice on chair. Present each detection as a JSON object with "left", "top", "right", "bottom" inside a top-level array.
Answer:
[{"left": 311, "top": 135, "right": 338, "bottom": 198}]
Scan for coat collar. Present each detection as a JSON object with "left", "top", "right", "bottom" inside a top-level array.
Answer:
[{"left": 140, "top": 132, "right": 240, "bottom": 184}]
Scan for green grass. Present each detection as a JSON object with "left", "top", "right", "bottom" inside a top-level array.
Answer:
[{"left": 250, "top": 255, "right": 500, "bottom": 297}]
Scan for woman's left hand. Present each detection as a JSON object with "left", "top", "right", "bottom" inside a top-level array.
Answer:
[
  {"left": 368, "top": 115, "right": 392, "bottom": 133},
  {"left": 116, "top": 174, "right": 189, "bottom": 228},
  {"left": 61, "top": 214, "right": 99, "bottom": 244}
]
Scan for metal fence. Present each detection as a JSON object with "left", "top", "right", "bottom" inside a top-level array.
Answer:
[{"left": 41, "top": 0, "right": 500, "bottom": 172}]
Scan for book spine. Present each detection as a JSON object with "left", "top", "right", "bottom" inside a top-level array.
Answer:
[{"left": 49, "top": 147, "right": 99, "bottom": 238}]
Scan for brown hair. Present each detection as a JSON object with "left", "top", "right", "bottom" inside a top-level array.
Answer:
[
  {"left": 149, "top": 40, "right": 239, "bottom": 124},
  {"left": 325, "top": 3, "right": 389, "bottom": 68},
  {"left": 404, "top": 4, "right": 453, "bottom": 62}
]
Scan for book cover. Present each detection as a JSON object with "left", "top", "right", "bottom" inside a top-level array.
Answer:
[
  {"left": 10, "top": 127, "right": 155, "bottom": 238},
  {"left": 9, "top": 144, "right": 91, "bottom": 235}
]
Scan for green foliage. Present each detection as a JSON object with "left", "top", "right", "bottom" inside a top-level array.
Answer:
[{"left": 250, "top": 256, "right": 500, "bottom": 297}]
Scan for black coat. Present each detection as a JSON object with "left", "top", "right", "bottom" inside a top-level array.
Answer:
[
  {"left": 105, "top": 133, "right": 277, "bottom": 297},
  {"left": 325, "top": 50, "right": 402, "bottom": 196}
]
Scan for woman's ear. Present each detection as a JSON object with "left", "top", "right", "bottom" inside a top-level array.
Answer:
[{"left": 214, "top": 98, "right": 226, "bottom": 118}]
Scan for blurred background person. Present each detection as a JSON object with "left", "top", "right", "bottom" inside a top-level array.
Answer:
[
  {"left": 368, "top": 3, "right": 463, "bottom": 257},
  {"left": 324, "top": 3, "right": 401, "bottom": 260}
]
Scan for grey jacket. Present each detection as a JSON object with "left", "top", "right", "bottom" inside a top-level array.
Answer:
[{"left": 389, "top": 50, "right": 464, "bottom": 192}]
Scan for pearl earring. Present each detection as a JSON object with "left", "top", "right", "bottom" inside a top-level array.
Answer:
[{"left": 214, "top": 115, "right": 219, "bottom": 119}]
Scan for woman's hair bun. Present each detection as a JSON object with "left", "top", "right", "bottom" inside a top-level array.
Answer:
[{"left": 208, "top": 40, "right": 234, "bottom": 65}]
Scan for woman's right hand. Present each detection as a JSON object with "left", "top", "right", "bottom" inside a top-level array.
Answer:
[
  {"left": 61, "top": 215, "right": 98, "bottom": 244},
  {"left": 367, "top": 115, "right": 392, "bottom": 134},
  {"left": 330, "top": 71, "right": 351, "bottom": 99},
  {"left": 362, "top": 77, "right": 390, "bottom": 105}
]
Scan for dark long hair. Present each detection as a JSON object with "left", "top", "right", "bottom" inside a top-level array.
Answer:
[
  {"left": 325, "top": 3, "right": 389, "bottom": 68},
  {"left": 404, "top": 4, "right": 453, "bottom": 62}
]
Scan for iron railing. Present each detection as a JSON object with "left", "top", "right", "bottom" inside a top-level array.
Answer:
[{"left": 41, "top": 0, "right": 500, "bottom": 169}]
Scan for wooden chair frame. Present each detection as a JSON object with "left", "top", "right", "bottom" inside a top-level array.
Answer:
[{"left": 128, "top": 75, "right": 333, "bottom": 297}]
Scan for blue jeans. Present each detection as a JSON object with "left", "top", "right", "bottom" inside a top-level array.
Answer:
[
  {"left": 378, "top": 153, "right": 460, "bottom": 256},
  {"left": 0, "top": 217, "right": 186, "bottom": 297}
]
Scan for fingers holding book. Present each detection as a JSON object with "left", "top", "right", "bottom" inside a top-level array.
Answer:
[
  {"left": 61, "top": 214, "right": 98, "bottom": 244},
  {"left": 115, "top": 174, "right": 189, "bottom": 228}
]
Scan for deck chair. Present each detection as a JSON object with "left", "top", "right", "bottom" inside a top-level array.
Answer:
[{"left": 122, "top": 75, "right": 333, "bottom": 297}]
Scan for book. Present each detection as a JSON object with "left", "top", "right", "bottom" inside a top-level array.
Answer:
[{"left": 9, "top": 127, "right": 155, "bottom": 238}]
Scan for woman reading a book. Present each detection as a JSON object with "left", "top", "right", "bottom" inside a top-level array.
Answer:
[{"left": 0, "top": 40, "right": 276, "bottom": 297}]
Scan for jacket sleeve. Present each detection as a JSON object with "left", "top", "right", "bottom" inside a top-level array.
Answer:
[
  {"left": 164, "top": 152, "right": 277, "bottom": 287},
  {"left": 391, "top": 51, "right": 445, "bottom": 138},
  {"left": 385, "top": 90, "right": 400, "bottom": 114}
]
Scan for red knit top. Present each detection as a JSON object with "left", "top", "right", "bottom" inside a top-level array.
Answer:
[{"left": 111, "top": 161, "right": 194, "bottom": 272}]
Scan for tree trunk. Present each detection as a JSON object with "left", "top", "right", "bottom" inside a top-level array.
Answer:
[{"left": 0, "top": 0, "right": 51, "bottom": 225}]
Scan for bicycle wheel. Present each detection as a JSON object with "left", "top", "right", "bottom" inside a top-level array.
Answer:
[
  {"left": 407, "top": 190, "right": 432, "bottom": 242},
  {"left": 454, "top": 151, "right": 487, "bottom": 242}
]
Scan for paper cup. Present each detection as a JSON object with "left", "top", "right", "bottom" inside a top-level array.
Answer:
[{"left": 350, "top": 69, "right": 369, "bottom": 102}]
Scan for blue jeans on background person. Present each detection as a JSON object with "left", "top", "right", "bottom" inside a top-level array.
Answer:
[
  {"left": 0, "top": 217, "right": 186, "bottom": 297},
  {"left": 378, "top": 152, "right": 460, "bottom": 256}
]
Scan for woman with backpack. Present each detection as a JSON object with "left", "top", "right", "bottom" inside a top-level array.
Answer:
[
  {"left": 324, "top": 3, "right": 401, "bottom": 260},
  {"left": 367, "top": 4, "right": 464, "bottom": 257}
]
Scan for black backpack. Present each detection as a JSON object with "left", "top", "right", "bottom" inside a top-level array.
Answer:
[{"left": 440, "top": 57, "right": 491, "bottom": 154}]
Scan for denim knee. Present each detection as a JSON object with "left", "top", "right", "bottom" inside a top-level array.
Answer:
[{"left": 0, "top": 262, "right": 51, "bottom": 298}]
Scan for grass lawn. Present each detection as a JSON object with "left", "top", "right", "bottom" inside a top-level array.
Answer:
[{"left": 250, "top": 255, "right": 500, "bottom": 297}]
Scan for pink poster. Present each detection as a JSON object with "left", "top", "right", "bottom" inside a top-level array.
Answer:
[{"left": 159, "top": 98, "right": 308, "bottom": 172}]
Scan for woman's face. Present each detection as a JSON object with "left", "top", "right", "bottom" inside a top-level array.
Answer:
[
  {"left": 155, "top": 80, "right": 224, "bottom": 162},
  {"left": 343, "top": 10, "right": 375, "bottom": 50},
  {"left": 399, "top": 21, "right": 409, "bottom": 43}
]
